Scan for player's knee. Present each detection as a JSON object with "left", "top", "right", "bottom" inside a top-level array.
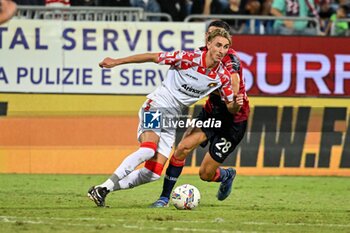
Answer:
[
  {"left": 139, "top": 142, "right": 158, "bottom": 161},
  {"left": 176, "top": 142, "right": 191, "bottom": 158},
  {"left": 199, "top": 168, "right": 212, "bottom": 182},
  {"left": 140, "top": 141, "right": 157, "bottom": 152}
]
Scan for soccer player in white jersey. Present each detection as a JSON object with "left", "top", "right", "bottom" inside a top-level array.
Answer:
[
  {"left": 0, "top": 0, "right": 17, "bottom": 25},
  {"left": 88, "top": 29, "right": 237, "bottom": 207}
]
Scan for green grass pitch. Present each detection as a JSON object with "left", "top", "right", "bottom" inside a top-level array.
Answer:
[{"left": 0, "top": 174, "right": 349, "bottom": 233}]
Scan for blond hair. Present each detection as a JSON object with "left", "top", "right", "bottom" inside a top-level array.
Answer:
[{"left": 207, "top": 28, "right": 232, "bottom": 45}]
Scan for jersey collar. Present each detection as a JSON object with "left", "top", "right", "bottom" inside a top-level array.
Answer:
[{"left": 202, "top": 50, "right": 220, "bottom": 72}]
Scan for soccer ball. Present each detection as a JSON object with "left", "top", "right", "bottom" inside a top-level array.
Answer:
[{"left": 171, "top": 184, "right": 201, "bottom": 210}]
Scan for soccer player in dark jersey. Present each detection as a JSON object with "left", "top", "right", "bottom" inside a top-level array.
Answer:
[
  {"left": 0, "top": 0, "right": 16, "bottom": 25},
  {"left": 150, "top": 20, "right": 250, "bottom": 207}
]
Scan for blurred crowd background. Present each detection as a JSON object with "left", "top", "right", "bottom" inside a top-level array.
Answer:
[{"left": 11, "top": 0, "right": 350, "bottom": 36}]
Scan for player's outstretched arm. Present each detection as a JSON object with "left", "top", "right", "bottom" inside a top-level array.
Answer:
[
  {"left": 0, "top": 0, "right": 17, "bottom": 25},
  {"left": 99, "top": 53, "right": 159, "bottom": 68}
]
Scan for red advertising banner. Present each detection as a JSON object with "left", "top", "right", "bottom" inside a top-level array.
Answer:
[{"left": 233, "top": 35, "right": 350, "bottom": 97}]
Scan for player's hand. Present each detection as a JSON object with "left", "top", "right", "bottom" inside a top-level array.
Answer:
[
  {"left": 99, "top": 57, "right": 118, "bottom": 68},
  {"left": 235, "top": 93, "right": 244, "bottom": 107}
]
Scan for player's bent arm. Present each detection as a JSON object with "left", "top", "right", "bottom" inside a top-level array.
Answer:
[
  {"left": 226, "top": 102, "right": 237, "bottom": 115},
  {"left": 99, "top": 53, "right": 159, "bottom": 68},
  {"left": 226, "top": 93, "right": 244, "bottom": 115},
  {"left": 225, "top": 73, "right": 241, "bottom": 114},
  {"left": 231, "top": 73, "right": 240, "bottom": 95}
]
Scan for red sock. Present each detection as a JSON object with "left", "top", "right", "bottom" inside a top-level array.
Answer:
[
  {"left": 169, "top": 155, "right": 186, "bottom": 167},
  {"left": 144, "top": 160, "right": 164, "bottom": 176},
  {"left": 211, "top": 168, "right": 221, "bottom": 182}
]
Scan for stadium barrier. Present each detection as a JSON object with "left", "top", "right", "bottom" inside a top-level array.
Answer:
[
  {"left": 15, "top": 6, "right": 327, "bottom": 35},
  {"left": 0, "top": 19, "right": 349, "bottom": 176},
  {"left": 185, "top": 14, "right": 321, "bottom": 35},
  {"left": 13, "top": 6, "right": 350, "bottom": 35},
  {"left": 332, "top": 18, "right": 350, "bottom": 36},
  {"left": 16, "top": 5, "right": 172, "bottom": 21},
  {"left": 143, "top": 12, "right": 173, "bottom": 22},
  {"left": 16, "top": 5, "right": 144, "bottom": 21}
]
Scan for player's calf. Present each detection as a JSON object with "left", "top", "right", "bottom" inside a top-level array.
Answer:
[
  {"left": 111, "top": 161, "right": 163, "bottom": 191},
  {"left": 199, "top": 167, "right": 217, "bottom": 181}
]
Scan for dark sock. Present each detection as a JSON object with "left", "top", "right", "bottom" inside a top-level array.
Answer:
[{"left": 160, "top": 157, "right": 185, "bottom": 199}]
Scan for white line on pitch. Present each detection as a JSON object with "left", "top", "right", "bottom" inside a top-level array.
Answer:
[
  {"left": 0, "top": 216, "right": 97, "bottom": 221},
  {"left": 0, "top": 216, "right": 255, "bottom": 233},
  {"left": 243, "top": 221, "right": 350, "bottom": 228},
  {"left": 0, "top": 215, "right": 209, "bottom": 223},
  {"left": 2, "top": 216, "right": 349, "bottom": 229}
]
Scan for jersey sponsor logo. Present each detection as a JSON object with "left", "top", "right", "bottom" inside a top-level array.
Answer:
[
  {"left": 207, "top": 82, "right": 218, "bottom": 87},
  {"left": 181, "top": 84, "right": 205, "bottom": 95},
  {"left": 178, "top": 88, "right": 201, "bottom": 98},
  {"left": 185, "top": 73, "right": 198, "bottom": 80}
]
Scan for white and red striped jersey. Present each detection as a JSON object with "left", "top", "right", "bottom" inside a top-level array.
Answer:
[{"left": 147, "top": 50, "right": 234, "bottom": 107}]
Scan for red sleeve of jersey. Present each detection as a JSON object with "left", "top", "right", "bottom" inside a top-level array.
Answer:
[
  {"left": 219, "top": 69, "right": 234, "bottom": 103},
  {"left": 157, "top": 51, "right": 183, "bottom": 65},
  {"left": 223, "top": 49, "right": 241, "bottom": 74}
]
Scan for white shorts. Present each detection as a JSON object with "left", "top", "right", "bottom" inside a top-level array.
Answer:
[{"left": 137, "top": 99, "right": 180, "bottom": 158}]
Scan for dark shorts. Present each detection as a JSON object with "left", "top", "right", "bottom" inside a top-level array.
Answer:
[{"left": 197, "top": 108, "right": 247, "bottom": 163}]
